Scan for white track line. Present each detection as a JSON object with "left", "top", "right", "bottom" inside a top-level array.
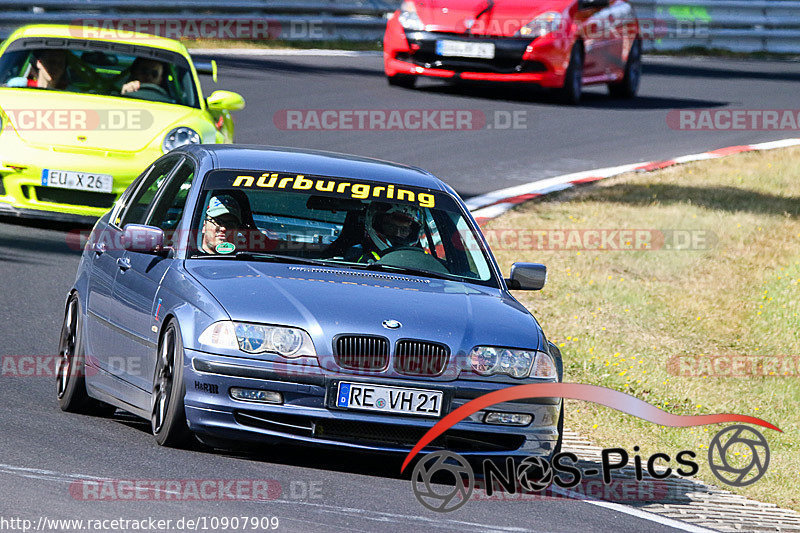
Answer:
[{"left": 466, "top": 137, "right": 800, "bottom": 222}]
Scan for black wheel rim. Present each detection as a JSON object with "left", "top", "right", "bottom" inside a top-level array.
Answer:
[
  {"left": 152, "top": 328, "right": 175, "bottom": 434},
  {"left": 56, "top": 299, "right": 77, "bottom": 399}
]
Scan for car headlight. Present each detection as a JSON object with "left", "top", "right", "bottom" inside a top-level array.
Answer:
[
  {"left": 469, "top": 346, "right": 557, "bottom": 379},
  {"left": 398, "top": 1, "right": 425, "bottom": 31},
  {"left": 516, "top": 12, "right": 564, "bottom": 38},
  {"left": 198, "top": 321, "right": 316, "bottom": 358},
  {"left": 162, "top": 127, "right": 201, "bottom": 153}
]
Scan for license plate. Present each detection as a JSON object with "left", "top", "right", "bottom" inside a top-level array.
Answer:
[
  {"left": 41, "top": 169, "right": 113, "bottom": 193},
  {"left": 436, "top": 40, "right": 495, "bottom": 59},
  {"left": 336, "top": 382, "right": 443, "bottom": 417}
]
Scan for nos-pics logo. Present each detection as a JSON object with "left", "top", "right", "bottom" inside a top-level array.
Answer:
[{"left": 411, "top": 424, "right": 770, "bottom": 513}]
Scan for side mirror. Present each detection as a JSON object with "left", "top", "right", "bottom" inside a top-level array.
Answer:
[
  {"left": 122, "top": 224, "right": 165, "bottom": 254},
  {"left": 505, "top": 262, "right": 547, "bottom": 290},
  {"left": 206, "top": 90, "right": 245, "bottom": 112},
  {"left": 578, "top": 0, "right": 610, "bottom": 9},
  {"left": 194, "top": 59, "right": 218, "bottom": 82}
]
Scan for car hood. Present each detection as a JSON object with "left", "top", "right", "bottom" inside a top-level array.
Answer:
[
  {"left": 185, "top": 260, "right": 545, "bottom": 356},
  {"left": 415, "top": 0, "right": 573, "bottom": 35},
  {"left": 0, "top": 88, "right": 198, "bottom": 152}
]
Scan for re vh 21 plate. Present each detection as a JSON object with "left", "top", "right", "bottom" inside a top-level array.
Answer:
[{"left": 335, "top": 381, "right": 443, "bottom": 417}]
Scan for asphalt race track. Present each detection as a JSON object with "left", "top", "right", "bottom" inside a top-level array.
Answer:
[{"left": 1, "top": 53, "right": 797, "bottom": 531}]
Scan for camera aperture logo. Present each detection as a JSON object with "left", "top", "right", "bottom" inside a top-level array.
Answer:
[{"left": 708, "top": 425, "right": 770, "bottom": 487}]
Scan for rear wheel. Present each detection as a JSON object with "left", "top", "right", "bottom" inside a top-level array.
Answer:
[
  {"left": 152, "top": 320, "right": 193, "bottom": 447},
  {"left": 56, "top": 296, "right": 116, "bottom": 415},
  {"left": 558, "top": 43, "right": 583, "bottom": 105},
  {"left": 387, "top": 74, "right": 417, "bottom": 89},
  {"left": 608, "top": 38, "right": 642, "bottom": 98}
]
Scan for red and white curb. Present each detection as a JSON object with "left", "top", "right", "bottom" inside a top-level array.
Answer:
[{"left": 466, "top": 138, "right": 800, "bottom": 224}]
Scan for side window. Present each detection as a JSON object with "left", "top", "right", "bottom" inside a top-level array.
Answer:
[
  {"left": 146, "top": 160, "right": 195, "bottom": 232},
  {"left": 112, "top": 165, "right": 154, "bottom": 227},
  {"left": 118, "top": 156, "right": 181, "bottom": 227}
]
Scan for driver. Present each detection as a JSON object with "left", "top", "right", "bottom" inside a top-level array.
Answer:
[
  {"left": 349, "top": 203, "right": 424, "bottom": 263},
  {"left": 121, "top": 57, "right": 165, "bottom": 95},
  {"left": 201, "top": 194, "right": 244, "bottom": 254}
]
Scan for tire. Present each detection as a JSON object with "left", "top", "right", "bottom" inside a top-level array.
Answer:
[
  {"left": 608, "top": 38, "right": 642, "bottom": 99},
  {"left": 558, "top": 43, "right": 583, "bottom": 105},
  {"left": 151, "top": 320, "right": 193, "bottom": 447},
  {"left": 56, "top": 295, "right": 116, "bottom": 416},
  {"left": 387, "top": 74, "right": 417, "bottom": 89}
]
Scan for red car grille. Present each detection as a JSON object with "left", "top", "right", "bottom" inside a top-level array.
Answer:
[
  {"left": 334, "top": 335, "right": 390, "bottom": 371},
  {"left": 394, "top": 340, "right": 450, "bottom": 377}
]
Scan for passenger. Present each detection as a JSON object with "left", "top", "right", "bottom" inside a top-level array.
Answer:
[
  {"left": 6, "top": 49, "right": 68, "bottom": 89},
  {"left": 201, "top": 195, "right": 244, "bottom": 254}
]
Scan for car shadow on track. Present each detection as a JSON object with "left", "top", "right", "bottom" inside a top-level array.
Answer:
[
  {"left": 0, "top": 217, "right": 89, "bottom": 259},
  {"left": 109, "top": 410, "right": 710, "bottom": 510},
  {"left": 412, "top": 81, "right": 727, "bottom": 110}
]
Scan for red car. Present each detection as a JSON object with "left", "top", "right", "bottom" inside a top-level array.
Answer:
[{"left": 383, "top": 0, "right": 642, "bottom": 104}]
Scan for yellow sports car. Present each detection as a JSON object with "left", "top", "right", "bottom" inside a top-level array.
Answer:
[{"left": 0, "top": 24, "right": 245, "bottom": 222}]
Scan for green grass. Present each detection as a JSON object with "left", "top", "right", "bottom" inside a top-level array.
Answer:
[{"left": 489, "top": 147, "right": 800, "bottom": 510}]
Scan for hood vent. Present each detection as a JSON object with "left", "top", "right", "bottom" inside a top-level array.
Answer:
[{"left": 288, "top": 266, "right": 430, "bottom": 283}]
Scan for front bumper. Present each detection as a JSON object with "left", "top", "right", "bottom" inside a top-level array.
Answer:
[
  {"left": 0, "top": 143, "right": 159, "bottom": 220},
  {"left": 384, "top": 25, "right": 571, "bottom": 87},
  {"left": 185, "top": 349, "right": 562, "bottom": 458}
]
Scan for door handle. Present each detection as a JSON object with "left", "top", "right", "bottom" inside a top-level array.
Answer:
[
  {"left": 93, "top": 242, "right": 106, "bottom": 256},
  {"left": 116, "top": 257, "right": 132, "bottom": 271}
]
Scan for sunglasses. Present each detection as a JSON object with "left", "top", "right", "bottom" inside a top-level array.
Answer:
[{"left": 206, "top": 216, "right": 239, "bottom": 228}]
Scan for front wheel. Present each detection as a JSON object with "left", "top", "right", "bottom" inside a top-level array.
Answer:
[
  {"left": 608, "top": 38, "right": 642, "bottom": 99},
  {"left": 152, "top": 320, "right": 193, "bottom": 447},
  {"left": 56, "top": 295, "right": 116, "bottom": 415},
  {"left": 558, "top": 43, "right": 583, "bottom": 105}
]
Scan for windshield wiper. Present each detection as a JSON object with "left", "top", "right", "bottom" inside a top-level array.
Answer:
[
  {"left": 233, "top": 252, "right": 336, "bottom": 267},
  {"left": 361, "top": 262, "right": 461, "bottom": 282}
]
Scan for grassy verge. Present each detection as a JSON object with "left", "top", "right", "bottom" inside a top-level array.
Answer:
[
  {"left": 488, "top": 147, "right": 800, "bottom": 511},
  {"left": 182, "top": 38, "right": 382, "bottom": 51}
]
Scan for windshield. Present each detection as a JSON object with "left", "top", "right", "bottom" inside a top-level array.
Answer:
[
  {"left": 0, "top": 37, "right": 199, "bottom": 107},
  {"left": 189, "top": 169, "right": 497, "bottom": 286}
]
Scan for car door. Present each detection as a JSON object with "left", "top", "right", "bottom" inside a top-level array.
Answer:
[
  {"left": 110, "top": 157, "right": 195, "bottom": 393},
  {"left": 84, "top": 158, "right": 173, "bottom": 375},
  {"left": 87, "top": 155, "right": 183, "bottom": 389},
  {"left": 577, "top": 1, "right": 615, "bottom": 80}
]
